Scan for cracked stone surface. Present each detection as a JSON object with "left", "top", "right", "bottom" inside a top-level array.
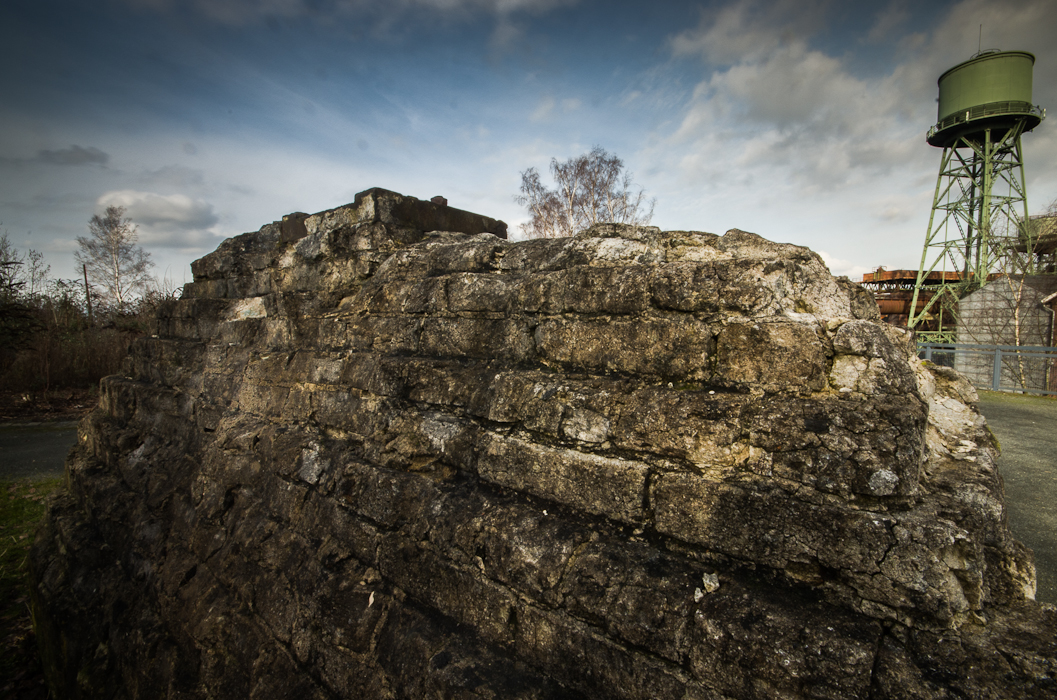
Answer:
[{"left": 30, "top": 188, "right": 1056, "bottom": 699}]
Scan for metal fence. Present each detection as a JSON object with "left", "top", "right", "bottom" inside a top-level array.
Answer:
[{"left": 918, "top": 342, "right": 1057, "bottom": 396}]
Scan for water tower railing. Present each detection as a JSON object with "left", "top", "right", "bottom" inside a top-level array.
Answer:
[{"left": 927, "top": 101, "right": 1045, "bottom": 140}]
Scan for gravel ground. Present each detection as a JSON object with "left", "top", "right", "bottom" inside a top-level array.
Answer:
[{"left": 977, "top": 390, "right": 1057, "bottom": 605}]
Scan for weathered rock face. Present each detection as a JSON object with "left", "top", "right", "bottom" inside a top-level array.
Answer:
[{"left": 31, "top": 188, "right": 1056, "bottom": 699}]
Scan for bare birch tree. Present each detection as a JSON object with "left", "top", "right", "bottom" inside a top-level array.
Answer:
[
  {"left": 76, "top": 206, "right": 154, "bottom": 312},
  {"left": 515, "top": 147, "right": 655, "bottom": 238}
]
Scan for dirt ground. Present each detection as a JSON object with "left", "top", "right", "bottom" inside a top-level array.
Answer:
[{"left": 0, "top": 389, "right": 96, "bottom": 424}]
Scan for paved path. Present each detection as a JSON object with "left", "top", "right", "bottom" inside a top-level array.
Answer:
[
  {"left": 978, "top": 391, "right": 1057, "bottom": 605},
  {"left": 0, "top": 421, "right": 78, "bottom": 481}
]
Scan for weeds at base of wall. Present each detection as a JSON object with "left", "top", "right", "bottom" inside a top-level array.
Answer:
[
  {"left": 0, "top": 387, "right": 97, "bottom": 423},
  {"left": 1, "top": 477, "right": 62, "bottom": 699},
  {"left": 0, "top": 326, "right": 135, "bottom": 394}
]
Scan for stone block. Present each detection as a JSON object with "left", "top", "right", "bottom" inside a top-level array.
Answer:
[
  {"left": 478, "top": 433, "right": 649, "bottom": 523},
  {"left": 716, "top": 320, "right": 827, "bottom": 390},
  {"left": 513, "top": 602, "right": 698, "bottom": 700},
  {"left": 687, "top": 579, "right": 882, "bottom": 699},
  {"left": 535, "top": 317, "right": 714, "bottom": 379},
  {"left": 377, "top": 534, "right": 518, "bottom": 646},
  {"left": 420, "top": 316, "right": 535, "bottom": 362}
]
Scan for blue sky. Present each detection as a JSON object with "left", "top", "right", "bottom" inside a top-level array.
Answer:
[{"left": 2, "top": 0, "right": 1055, "bottom": 285}]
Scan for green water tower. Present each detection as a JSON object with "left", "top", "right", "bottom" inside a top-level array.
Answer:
[{"left": 910, "top": 50, "right": 1046, "bottom": 341}]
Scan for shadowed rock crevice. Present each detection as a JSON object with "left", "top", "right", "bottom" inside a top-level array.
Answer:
[{"left": 31, "top": 189, "right": 1056, "bottom": 699}]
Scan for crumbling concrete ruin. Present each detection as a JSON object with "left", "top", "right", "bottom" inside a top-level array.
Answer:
[{"left": 31, "top": 189, "right": 1057, "bottom": 698}]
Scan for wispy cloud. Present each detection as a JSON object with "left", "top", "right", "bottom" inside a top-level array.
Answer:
[
  {"left": 669, "top": 0, "right": 831, "bottom": 65},
  {"left": 529, "top": 95, "right": 582, "bottom": 122},
  {"left": 141, "top": 165, "right": 207, "bottom": 190},
  {"left": 37, "top": 145, "right": 109, "bottom": 166},
  {"left": 120, "top": 0, "right": 579, "bottom": 27},
  {"left": 865, "top": 0, "right": 911, "bottom": 44},
  {"left": 531, "top": 95, "right": 557, "bottom": 121}
]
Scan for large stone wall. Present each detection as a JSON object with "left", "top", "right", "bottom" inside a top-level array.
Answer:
[{"left": 31, "top": 189, "right": 1056, "bottom": 698}]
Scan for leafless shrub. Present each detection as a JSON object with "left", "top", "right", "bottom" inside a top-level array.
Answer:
[{"left": 515, "top": 146, "right": 655, "bottom": 238}]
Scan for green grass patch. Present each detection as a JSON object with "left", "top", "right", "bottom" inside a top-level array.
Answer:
[
  {"left": 1, "top": 476, "right": 62, "bottom": 697},
  {"left": 978, "top": 389, "right": 1057, "bottom": 405}
]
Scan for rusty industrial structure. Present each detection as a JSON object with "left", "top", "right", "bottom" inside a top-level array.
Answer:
[{"left": 860, "top": 269, "right": 967, "bottom": 331}]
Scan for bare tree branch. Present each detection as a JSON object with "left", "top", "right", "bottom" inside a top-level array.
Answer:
[{"left": 515, "top": 147, "right": 656, "bottom": 239}]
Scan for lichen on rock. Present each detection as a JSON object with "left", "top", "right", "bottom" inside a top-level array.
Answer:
[{"left": 31, "top": 188, "right": 1056, "bottom": 699}]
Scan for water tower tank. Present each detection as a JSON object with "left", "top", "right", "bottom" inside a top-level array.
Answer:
[{"left": 927, "top": 50, "right": 1043, "bottom": 147}]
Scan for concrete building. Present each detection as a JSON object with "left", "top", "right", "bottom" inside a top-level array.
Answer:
[{"left": 956, "top": 275, "right": 1057, "bottom": 392}]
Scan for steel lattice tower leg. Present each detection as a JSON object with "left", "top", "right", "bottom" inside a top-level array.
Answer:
[{"left": 909, "top": 122, "right": 1034, "bottom": 342}]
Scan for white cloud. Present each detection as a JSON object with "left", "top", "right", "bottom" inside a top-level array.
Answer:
[
  {"left": 662, "top": 39, "right": 927, "bottom": 194},
  {"left": 817, "top": 251, "right": 874, "bottom": 280},
  {"left": 98, "top": 191, "right": 216, "bottom": 229},
  {"left": 639, "top": 1, "right": 948, "bottom": 276},
  {"left": 647, "top": 0, "right": 1057, "bottom": 280},
  {"left": 885, "top": 0, "right": 1057, "bottom": 109},
  {"left": 97, "top": 190, "right": 219, "bottom": 249}
]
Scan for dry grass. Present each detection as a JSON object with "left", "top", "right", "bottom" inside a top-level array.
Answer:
[{"left": 1, "top": 477, "right": 62, "bottom": 699}]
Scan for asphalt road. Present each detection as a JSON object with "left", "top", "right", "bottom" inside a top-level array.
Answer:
[
  {"left": 977, "top": 391, "right": 1057, "bottom": 605},
  {"left": 0, "top": 394, "right": 1053, "bottom": 604},
  {"left": 0, "top": 421, "right": 78, "bottom": 481}
]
